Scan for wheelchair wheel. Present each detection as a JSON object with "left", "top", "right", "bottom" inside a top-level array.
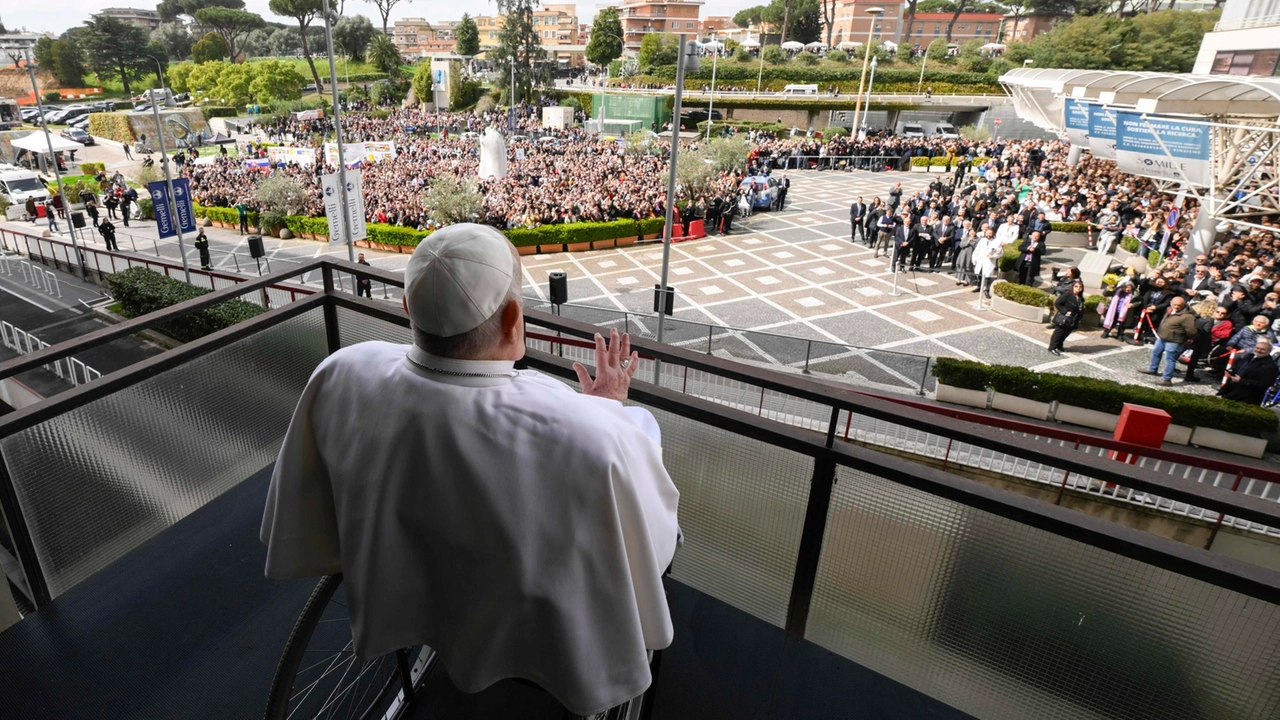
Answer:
[{"left": 264, "top": 574, "right": 436, "bottom": 720}]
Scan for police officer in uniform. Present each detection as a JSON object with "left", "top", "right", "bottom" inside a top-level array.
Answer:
[{"left": 98, "top": 218, "right": 118, "bottom": 251}]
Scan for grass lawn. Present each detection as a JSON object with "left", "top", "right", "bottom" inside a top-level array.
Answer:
[{"left": 244, "top": 56, "right": 379, "bottom": 79}]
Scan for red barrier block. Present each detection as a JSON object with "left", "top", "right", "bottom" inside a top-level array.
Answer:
[
  {"left": 1109, "top": 403, "right": 1171, "bottom": 464},
  {"left": 673, "top": 219, "right": 705, "bottom": 243}
]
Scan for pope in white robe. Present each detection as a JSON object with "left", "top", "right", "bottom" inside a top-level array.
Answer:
[{"left": 261, "top": 223, "right": 680, "bottom": 716}]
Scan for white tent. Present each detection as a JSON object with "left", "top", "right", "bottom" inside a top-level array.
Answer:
[
  {"left": 803, "top": 41, "right": 825, "bottom": 50},
  {"left": 837, "top": 41, "right": 862, "bottom": 50},
  {"left": 981, "top": 43, "right": 1006, "bottom": 51},
  {"left": 703, "top": 40, "right": 724, "bottom": 50},
  {"left": 10, "top": 131, "right": 83, "bottom": 154},
  {"left": 741, "top": 38, "right": 761, "bottom": 48},
  {"left": 882, "top": 40, "right": 898, "bottom": 49},
  {"left": 781, "top": 41, "right": 804, "bottom": 51}
]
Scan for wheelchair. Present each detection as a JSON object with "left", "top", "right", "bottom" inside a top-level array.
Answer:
[{"left": 265, "top": 574, "right": 660, "bottom": 720}]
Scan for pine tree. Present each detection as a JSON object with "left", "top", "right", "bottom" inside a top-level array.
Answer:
[
  {"left": 455, "top": 14, "right": 480, "bottom": 56},
  {"left": 489, "top": 0, "right": 546, "bottom": 105}
]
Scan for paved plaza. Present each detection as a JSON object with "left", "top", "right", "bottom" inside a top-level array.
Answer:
[
  {"left": 7, "top": 150, "right": 1206, "bottom": 394},
  {"left": 519, "top": 169, "right": 1203, "bottom": 393}
]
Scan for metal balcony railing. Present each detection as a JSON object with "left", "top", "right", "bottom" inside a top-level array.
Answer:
[{"left": 0, "top": 260, "right": 1278, "bottom": 718}]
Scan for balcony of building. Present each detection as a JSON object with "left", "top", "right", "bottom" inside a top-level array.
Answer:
[{"left": 0, "top": 253, "right": 1278, "bottom": 719}]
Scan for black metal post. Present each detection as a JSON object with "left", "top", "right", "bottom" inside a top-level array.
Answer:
[
  {"left": 322, "top": 266, "right": 341, "bottom": 354},
  {"left": 0, "top": 449, "right": 51, "bottom": 607},
  {"left": 784, "top": 406, "right": 841, "bottom": 636}
]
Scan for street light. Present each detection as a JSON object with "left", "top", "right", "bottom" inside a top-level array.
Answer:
[
  {"left": 852, "top": 7, "right": 884, "bottom": 136},
  {"left": 592, "top": 30, "right": 625, "bottom": 135},
  {"left": 23, "top": 50, "right": 85, "bottom": 280},
  {"left": 320, "top": 0, "right": 355, "bottom": 262},
  {"left": 705, "top": 32, "right": 719, "bottom": 140},
  {"left": 146, "top": 53, "right": 192, "bottom": 283}
]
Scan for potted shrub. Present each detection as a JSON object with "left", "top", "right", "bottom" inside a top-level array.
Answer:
[
  {"left": 1049, "top": 221, "right": 1091, "bottom": 248},
  {"left": 990, "top": 281, "right": 1052, "bottom": 323},
  {"left": 1114, "top": 235, "right": 1141, "bottom": 261},
  {"left": 254, "top": 175, "right": 309, "bottom": 240},
  {"left": 929, "top": 157, "right": 950, "bottom": 173},
  {"left": 910, "top": 156, "right": 930, "bottom": 173}
]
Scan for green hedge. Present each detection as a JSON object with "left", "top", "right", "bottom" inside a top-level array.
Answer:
[
  {"left": 998, "top": 243, "right": 1022, "bottom": 272},
  {"left": 933, "top": 358, "right": 1279, "bottom": 437},
  {"left": 79, "top": 162, "right": 106, "bottom": 175},
  {"left": 1050, "top": 222, "right": 1088, "bottom": 233},
  {"left": 1120, "top": 235, "right": 1140, "bottom": 253},
  {"left": 106, "top": 267, "right": 267, "bottom": 343},
  {"left": 993, "top": 281, "right": 1052, "bottom": 307},
  {"left": 193, "top": 202, "right": 259, "bottom": 227},
  {"left": 697, "top": 119, "right": 787, "bottom": 134},
  {"left": 367, "top": 224, "right": 429, "bottom": 246},
  {"left": 911, "top": 156, "right": 930, "bottom": 167},
  {"left": 345, "top": 72, "right": 388, "bottom": 83},
  {"left": 201, "top": 106, "right": 238, "bottom": 120}
]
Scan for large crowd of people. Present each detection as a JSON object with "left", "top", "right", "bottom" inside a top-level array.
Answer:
[{"left": 178, "top": 102, "right": 1278, "bottom": 405}]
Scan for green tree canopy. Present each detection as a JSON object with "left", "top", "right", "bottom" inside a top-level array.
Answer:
[
  {"left": 1119, "top": 10, "right": 1218, "bottom": 73},
  {"left": 334, "top": 14, "right": 375, "bottom": 61},
  {"left": 455, "top": 13, "right": 480, "bottom": 56},
  {"left": 762, "top": 43, "right": 785, "bottom": 64},
  {"left": 489, "top": 0, "right": 548, "bottom": 105},
  {"left": 638, "top": 33, "right": 677, "bottom": 67},
  {"left": 81, "top": 15, "right": 166, "bottom": 94},
  {"left": 268, "top": 0, "right": 325, "bottom": 93},
  {"left": 360, "top": 0, "right": 407, "bottom": 35},
  {"left": 192, "top": 32, "right": 231, "bottom": 63},
  {"left": 249, "top": 58, "right": 307, "bottom": 101},
  {"left": 585, "top": 8, "right": 623, "bottom": 66},
  {"left": 193, "top": 7, "right": 264, "bottom": 62},
  {"left": 35, "top": 34, "right": 88, "bottom": 87},
  {"left": 152, "top": 22, "right": 194, "bottom": 61},
  {"left": 167, "top": 61, "right": 196, "bottom": 92}
]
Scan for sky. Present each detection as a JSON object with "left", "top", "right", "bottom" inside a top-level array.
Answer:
[{"left": 6, "top": 0, "right": 747, "bottom": 36}]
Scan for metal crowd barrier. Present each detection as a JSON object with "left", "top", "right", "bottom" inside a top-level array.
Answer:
[{"left": 0, "top": 321, "right": 101, "bottom": 386}]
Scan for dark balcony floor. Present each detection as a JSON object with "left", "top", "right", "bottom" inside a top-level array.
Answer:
[{"left": 0, "top": 466, "right": 971, "bottom": 720}]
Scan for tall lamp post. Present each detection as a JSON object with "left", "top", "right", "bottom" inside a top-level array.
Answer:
[
  {"left": 593, "top": 30, "right": 625, "bottom": 136},
  {"left": 25, "top": 50, "right": 86, "bottom": 280},
  {"left": 851, "top": 7, "right": 884, "bottom": 136},
  {"left": 705, "top": 32, "right": 719, "bottom": 140},
  {"left": 147, "top": 54, "right": 192, "bottom": 283},
  {"left": 654, "top": 34, "right": 697, "bottom": 383},
  {"left": 321, "top": 0, "right": 355, "bottom": 262}
]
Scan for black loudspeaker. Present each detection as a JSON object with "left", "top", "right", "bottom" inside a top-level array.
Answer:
[
  {"left": 71, "top": 211, "right": 86, "bottom": 229},
  {"left": 248, "top": 235, "right": 265, "bottom": 258},
  {"left": 548, "top": 271, "right": 567, "bottom": 305},
  {"left": 653, "top": 284, "right": 675, "bottom": 316}
]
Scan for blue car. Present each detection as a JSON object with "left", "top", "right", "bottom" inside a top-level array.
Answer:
[{"left": 739, "top": 176, "right": 780, "bottom": 210}]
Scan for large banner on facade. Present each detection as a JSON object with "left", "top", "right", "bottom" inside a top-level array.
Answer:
[
  {"left": 267, "top": 146, "right": 317, "bottom": 166},
  {"left": 1114, "top": 111, "right": 1211, "bottom": 187},
  {"left": 1086, "top": 103, "right": 1117, "bottom": 159},
  {"left": 1062, "top": 98, "right": 1091, "bottom": 148}
]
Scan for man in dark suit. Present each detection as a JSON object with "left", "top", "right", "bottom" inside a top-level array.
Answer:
[
  {"left": 1015, "top": 231, "right": 1047, "bottom": 286},
  {"left": 887, "top": 182, "right": 903, "bottom": 214},
  {"left": 1218, "top": 338, "right": 1279, "bottom": 405},
  {"left": 929, "top": 215, "right": 955, "bottom": 270},
  {"left": 775, "top": 174, "right": 790, "bottom": 210},
  {"left": 849, "top": 197, "right": 867, "bottom": 244},
  {"left": 1028, "top": 212, "right": 1052, "bottom": 243},
  {"left": 892, "top": 211, "right": 918, "bottom": 272},
  {"left": 706, "top": 196, "right": 722, "bottom": 236}
]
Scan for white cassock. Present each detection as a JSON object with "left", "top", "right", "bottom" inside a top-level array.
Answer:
[
  {"left": 477, "top": 127, "right": 508, "bottom": 179},
  {"left": 973, "top": 235, "right": 1003, "bottom": 278},
  {"left": 261, "top": 342, "right": 680, "bottom": 716}
]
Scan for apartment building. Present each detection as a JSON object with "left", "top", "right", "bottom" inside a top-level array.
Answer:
[
  {"left": 1000, "top": 12, "right": 1065, "bottom": 44},
  {"left": 701, "top": 16, "right": 738, "bottom": 35},
  {"left": 616, "top": 0, "right": 704, "bottom": 50},
  {"left": 475, "top": 5, "right": 579, "bottom": 46},
  {"left": 902, "top": 12, "right": 1005, "bottom": 48},
  {"left": 827, "top": 0, "right": 902, "bottom": 47},
  {"left": 94, "top": 7, "right": 163, "bottom": 30}
]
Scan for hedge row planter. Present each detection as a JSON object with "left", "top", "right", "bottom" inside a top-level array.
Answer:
[
  {"left": 991, "top": 392, "right": 1052, "bottom": 420},
  {"left": 1189, "top": 426, "right": 1267, "bottom": 459},
  {"left": 935, "top": 382, "right": 989, "bottom": 409},
  {"left": 929, "top": 165, "right": 950, "bottom": 173},
  {"left": 910, "top": 165, "right": 928, "bottom": 173},
  {"left": 1052, "top": 403, "right": 1119, "bottom": 432},
  {"left": 990, "top": 293, "right": 1049, "bottom": 323},
  {"left": 1166, "top": 424, "right": 1193, "bottom": 447}
]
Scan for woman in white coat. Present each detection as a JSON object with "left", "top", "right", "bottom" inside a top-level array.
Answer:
[{"left": 972, "top": 228, "right": 1004, "bottom": 299}]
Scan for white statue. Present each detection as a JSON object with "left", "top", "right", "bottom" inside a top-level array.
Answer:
[{"left": 477, "top": 127, "right": 508, "bottom": 180}]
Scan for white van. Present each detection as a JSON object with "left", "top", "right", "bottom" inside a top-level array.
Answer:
[
  {"left": 920, "top": 120, "right": 960, "bottom": 139},
  {"left": 777, "top": 84, "right": 819, "bottom": 96},
  {"left": 896, "top": 121, "right": 925, "bottom": 139},
  {"left": 0, "top": 166, "right": 50, "bottom": 207}
]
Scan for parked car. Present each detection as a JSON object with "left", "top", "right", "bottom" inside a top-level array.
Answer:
[
  {"left": 739, "top": 176, "right": 780, "bottom": 210},
  {"left": 20, "top": 107, "right": 41, "bottom": 122},
  {"left": 61, "top": 127, "right": 94, "bottom": 146},
  {"left": 302, "top": 83, "right": 318, "bottom": 93},
  {"left": 69, "top": 115, "right": 91, "bottom": 130}
]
